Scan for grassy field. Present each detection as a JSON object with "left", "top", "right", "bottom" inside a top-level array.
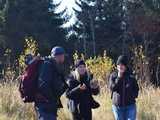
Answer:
[{"left": 0, "top": 82, "right": 160, "bottom": 120}]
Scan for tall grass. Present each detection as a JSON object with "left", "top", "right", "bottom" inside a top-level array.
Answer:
[
  {"left": 1, "top": 50, "right": 159, "bottom": 119},
  {"left": 0, "top": 82, "right": 160, "bottom": 120},
  {"left": 0, "top": 82, "right": 36, "bottom": 120}
]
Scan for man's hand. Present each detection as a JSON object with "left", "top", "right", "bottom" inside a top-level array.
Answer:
[
  {"left": 79, "top": 84, "right": 87, "bottom": 91},
  {"left": 117, "top": 65, "right": 126, "bottom": 78},
  {"left": 118, "top": 71, "right": 124, "bottom": 78}
]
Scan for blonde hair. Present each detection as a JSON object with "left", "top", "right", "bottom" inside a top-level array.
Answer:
[{"left": 72, "top": 69, "right": 91, "bottom": 81}]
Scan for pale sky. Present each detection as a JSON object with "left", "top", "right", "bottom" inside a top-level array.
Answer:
[{"left": 53, "top": 0, "right": 79, "bottom": 27}]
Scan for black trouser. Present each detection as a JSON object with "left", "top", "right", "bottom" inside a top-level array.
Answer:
[
  {"left": 35, "top": 105, "right": 57, "bottom": 120},
  {"left": 71, "top": 108, "right": 92, "bottom": 120}
]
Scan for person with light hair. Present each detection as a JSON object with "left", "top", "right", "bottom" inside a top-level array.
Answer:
[{"left": 66, "top": 59, "right": 100, "bottom": 120}]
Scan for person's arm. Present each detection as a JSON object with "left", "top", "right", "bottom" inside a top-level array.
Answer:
[
  {"left": 38, "top": 61, "right": 53, "bottom": 100},
  {"left": 51, "top": 70, "right": 68, "bottom": 99},
  {"left": 90, "top": 80, "right": 100, "bottom": 95},
  {"left": 66, "top": 76, "right": 82, "bottom": 99},
  {"left": 132, "top": 76, "right": 139, "bottom": 98},
  {"left": 109, "top": 72, "right": 122, "bottom": 91}
]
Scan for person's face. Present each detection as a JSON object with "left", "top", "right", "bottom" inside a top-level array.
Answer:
[
  {"left": 117, "top": 64, "right": 127, "bottom": 73},
  {"left": 77, "top": 65, "right": 87, "bottom": 75},
  {"left": 55, "top": 54, "right": 65, "bottom": 64}
]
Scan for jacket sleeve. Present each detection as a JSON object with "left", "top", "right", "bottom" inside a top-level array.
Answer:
[
  {"left": 66, "top": 77, "right": 81, "bottom": 99},
  {"left": 109, "top": 72, "right": 122, "bottom": 91},
  {"left": 90, "top": 82, "right": 100, "bottom": 95},
  {"left": 51, "top": 71, "right": 68, "bottom": 99},
  {"left": 132, "top": 76, "right": 139, "bottom": 98},
  {"left": 38, "top": 61, "right": 53, "bottom": 100}
]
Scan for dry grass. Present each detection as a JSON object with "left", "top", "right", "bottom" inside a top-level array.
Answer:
[
  {"left": 0, "top": 82, "right": 36, "bottom": 120},
  {"left": 0, "top": 82, "right": 160, "bottom": 120}
]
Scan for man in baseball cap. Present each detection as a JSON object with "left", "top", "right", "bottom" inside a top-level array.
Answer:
[
  {"left": 51, "top": 46, "right": 65, "bottom": 64},
  {"left": 35, "top": 46, "right": 68, "bottom": 120}
]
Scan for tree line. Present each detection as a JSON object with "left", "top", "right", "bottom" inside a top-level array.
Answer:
[{"left": 0, "top": 0, "right": 160, "bottom": 85}]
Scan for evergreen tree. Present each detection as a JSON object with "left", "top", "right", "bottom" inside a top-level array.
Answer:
[
  {"left": 71, "top": 0, "right": 124, "bottom": 57},
  {"left": 130, "top": 0, "right": 160, "bottom": 84},
  {"left": 4, "top": 0, "right": 66, "bottom": 57},
  {"left": 95, "top": 0, "right": 124, "bottom": 57},
  {"left": 0, "top": 0, "right": 6, "bottom": 60},
  {"left": 72, "top": 0, "right": 97, "bottom": 56}
]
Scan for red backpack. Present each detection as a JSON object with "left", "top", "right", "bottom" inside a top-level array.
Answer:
[{"left": 19, "top": 58, "right": 43, "bottom": 103}]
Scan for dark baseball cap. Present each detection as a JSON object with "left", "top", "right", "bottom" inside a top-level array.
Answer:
[{"left": 51, "top": 46, "right": 65, "bottom": 57}]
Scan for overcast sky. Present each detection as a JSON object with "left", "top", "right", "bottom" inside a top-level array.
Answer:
[
  {"left": 55, "top": 0, "right": 76, "bottom": 13},
  {"left": 54, "top": 0, "right": 78, "bottom": 27}
]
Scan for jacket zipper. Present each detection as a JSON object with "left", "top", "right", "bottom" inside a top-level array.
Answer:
[
  {"left": 122, "top": 77, "right": 126, "bottom": 120},
  {"left": 122, "top": 77, "right": 125, "bottom": 106}
]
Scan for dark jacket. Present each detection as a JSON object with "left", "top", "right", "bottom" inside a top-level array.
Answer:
[
  {"left": 35, "top": 58, "right": 68, "bottom": 114},
  {"left": 66, "top": 72, "right": 99, "bottom": 120},
  {"left": 109, "top": 70, "right": 139, "bottom": 107}
]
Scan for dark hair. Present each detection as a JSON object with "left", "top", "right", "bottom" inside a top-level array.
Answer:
[
  {"left": 75, "top": 59, "right": 86, "bottom": 68},
  {"left": 116, "top": 55, "right": 129, "bottom": 66}
]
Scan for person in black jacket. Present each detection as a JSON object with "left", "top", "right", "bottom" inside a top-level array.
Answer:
[
  {"left": 35, "top": 46, "right": 68, "bottom": 120},
  {"left": 109, "top": 55, "right": 139, "bottom": 120},
  {"left": 66, "top": 60, "right": 100, "bottom": 120}
]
